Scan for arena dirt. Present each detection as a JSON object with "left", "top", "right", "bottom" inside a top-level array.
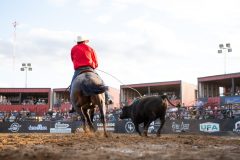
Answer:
[{"left": 0, "top": 132, "right": 240, "bottom": 160}]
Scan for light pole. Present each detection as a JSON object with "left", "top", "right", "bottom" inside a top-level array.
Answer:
[
  {"left": 218, "top": 43, "right": 232, "bottom": 74},
  {"left": 12, "top": 21, "right": 18, "bottom": 87},
  {"left": 20, "top": 63, "right": 32, "bottom": 88}
]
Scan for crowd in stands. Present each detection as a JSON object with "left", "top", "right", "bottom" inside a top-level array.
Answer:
[
  {"left": 54, "top": 98, "right": 70, "bottom": 108},
  {"left": 0, "top": 95, "right": 48, "bottom": 105},
  {"left": 236, "top": 86, "right": 240, "bottom": 95},
  {"left": 0, "top": 108, "right": 79, "bottom": 123},
  {"left": 21, "top": 99, "right": 47, "bottom": 105},
  {"left": 42, "top": 109, "right": 79, "bottom": 122},
  {"left": 166, "top": 104, "right": 240, "bottom": 120},
  {"left": 0, "top": 108, "right": 34, "bottom": 122},
  {"left": 0, "top": 95, "right": 11, "bottom": 105},
  {"left": 1, "top": 104, "right": 240, "bottom": 123}
]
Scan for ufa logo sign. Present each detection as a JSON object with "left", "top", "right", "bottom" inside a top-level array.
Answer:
[{"left": 200, "top": 122, "right": 220, "bottom": 133}]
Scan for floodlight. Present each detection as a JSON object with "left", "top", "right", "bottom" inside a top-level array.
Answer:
[
  {"left": 219, "top": 44, "right": 224, "bottom": 49},
  {"left": 226, "top": 43, "right": 231, "bottom": 48},
  {"left": 218, "top": 50, "right": 222, "bottom": 54},
  {"left": 228, "top": 48, "right": 232, "bottom": 52},
  {"left": 20, "top": 62, "right": 33, "bottom": 88}
]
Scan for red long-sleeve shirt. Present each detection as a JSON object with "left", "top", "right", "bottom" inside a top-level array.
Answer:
[{"left": 71, "top": 43, "right": 98, "bottom": 70}]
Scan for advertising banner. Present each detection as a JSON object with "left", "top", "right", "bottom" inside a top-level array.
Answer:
[
  {"left": 0, "top": 118, "right": 240, "bottom": 136},
  {"left": 50, "top": 121, "right": 72, "bottom": 133},
  {"left": 0, "top": 122, "right": 50, "bottom": 133}
]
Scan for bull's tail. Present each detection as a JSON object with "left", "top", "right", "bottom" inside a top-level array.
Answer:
[{"left": 161, "top": 95, "right": 176, "bottom": 107}]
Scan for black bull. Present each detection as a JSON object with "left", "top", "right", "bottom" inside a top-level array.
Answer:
[{"left": 120, "top": 95, "right": 174, "bottom": 136}]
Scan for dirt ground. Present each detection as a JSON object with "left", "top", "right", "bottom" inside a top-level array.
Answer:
[{"left": 0, "top": 132, "right": 240, "bottom": 160}]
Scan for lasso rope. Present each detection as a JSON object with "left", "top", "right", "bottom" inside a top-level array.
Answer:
[{"left": 96, "top": 69, "right": 142, "bottom": 97}]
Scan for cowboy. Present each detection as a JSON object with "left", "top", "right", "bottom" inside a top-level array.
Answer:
[
  {"left": 70, "top": 36, "right": 97, "bottom": 83},
  {"left": 69, "top": 36, "right": 111, "bottom": 112}
]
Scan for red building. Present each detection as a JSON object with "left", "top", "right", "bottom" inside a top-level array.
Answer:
[
  {"left": 120, "top": 80, "right": 197, "bottom": 107},
  {"left": 198, "top": 72, "right": 240, "bottom": 107},
  {"left": 52, "top": 88, "right": 71, "bottom": 112},
  {"left": 52, "top": 87, "right": 120, "bottom": 112},
  {"left": 0, "top": 88, "right": 51, "bottom": 116}
]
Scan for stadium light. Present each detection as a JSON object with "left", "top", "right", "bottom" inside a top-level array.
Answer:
[
  {"left": 218, "top": 43, "right": 232, "bottom": 74},
  {"left": 20, "top": 63, "right": 32, "bottom": 88}
]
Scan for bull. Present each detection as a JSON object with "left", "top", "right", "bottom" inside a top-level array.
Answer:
[{"left": 120, "top": 95, "right": 174, "bottom": 137}]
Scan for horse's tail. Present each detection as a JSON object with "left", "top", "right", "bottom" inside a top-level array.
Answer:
[{"left": 83, "top": 84, "right": 108, "bottom": 95}]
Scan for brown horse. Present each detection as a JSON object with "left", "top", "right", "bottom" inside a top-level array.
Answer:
[{"left": 70, "top": 71, "right": 108, "bottom": 137}]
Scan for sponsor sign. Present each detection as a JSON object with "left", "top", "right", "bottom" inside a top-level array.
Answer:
[
  {"left": 172, "top": 122, "right": 190, "bottom": 132},
  {"left": 50, "top": 122, "right": 71, "bottom": 133},
  {"left": 148, "top": 126, "right": 155, "bottom": 133},
  {"left": 225, "top": 96, "right": 240, "bottom": 104},
  {"left": 28, "top": 124, "right": 48, "bottom": 131},
  {"left": 200, "top": 122, "right": 220, "bottom": 133},
  {"left": 125, "top": 121, "right": 135, "bottom": 133},
  {"left": 96, "top": 122, "right": 115, "bottom": 131},
  {"left": 233, "top": 121, "right": 240, "bottom": 133},
  {"left": 8, "top": 123, "right": 21, "bottom": 133},
  {"left": 148, "top": 121, "right": 155, "bottom": 133}
]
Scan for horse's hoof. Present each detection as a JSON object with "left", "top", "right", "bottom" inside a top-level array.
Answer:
[
  {"left": 89, "top": 127, "right": 96, "bottom": 132},
  {"left": 143, "top": 131, "right": 148, "bottom": 137},
  {"left": 104, "top": 133, "right": 108, "bottom": 137},
  {"left": 156, "top": 134, "right": 161, "bottom": 137}
]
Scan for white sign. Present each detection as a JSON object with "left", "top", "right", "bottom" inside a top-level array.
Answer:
[
  {"left": 50, "top": 122, "right": 71, "bottom": 133},
  {"left": 97, "top": 123, "right": 115, "bottom": 127},
  {"left": 172, "top": 122, "right": 190, "bottom": 132},
  {"left": 28, "top": 124, "right": 48, "bottom": 131},
  {"left": 97, "top": 122, "right": 115, "bottom": 131}
]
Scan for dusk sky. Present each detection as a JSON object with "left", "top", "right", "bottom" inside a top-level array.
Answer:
[{"left": 1, "top": 0, "right": 240, "bottom": 89}]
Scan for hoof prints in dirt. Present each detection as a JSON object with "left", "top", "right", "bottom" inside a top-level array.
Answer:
[{"left": 0, "top": 133, "right": 240, "bottom": 160}]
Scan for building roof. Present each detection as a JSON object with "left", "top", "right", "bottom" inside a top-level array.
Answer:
[
  {"left": 120, "top": 80, "right": 183, "bottom": 96},
  {"left": 0, "top": 88, "right": 51, "bottom": 93},
  {"left": 198, "top": 72, "right": 240, "bottom": 82},
  {"left": 198, "top": 72, "right": 240, "bottom": 87},
  {"left": 120, "top": 80, "right": 182, "bottom": 88},
  {"left": 53, "top": 88, "right": 68, "bottom": 92}
]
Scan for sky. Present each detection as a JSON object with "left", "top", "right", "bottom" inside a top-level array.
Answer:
[{"left": 0, "top": 0, "right": 240, "bottom": 89}]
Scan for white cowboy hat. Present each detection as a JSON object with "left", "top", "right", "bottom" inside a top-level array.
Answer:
[{"left": 76, "top": 36, "right": 89, "bottom": 43}]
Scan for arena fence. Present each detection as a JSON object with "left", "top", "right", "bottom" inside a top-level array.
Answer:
[{"left": 1, "top": 118, "right": 240, "bottom": 136}]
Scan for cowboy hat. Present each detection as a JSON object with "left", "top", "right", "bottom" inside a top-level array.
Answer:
[{"left": 76, "top": 36, "right": 89, "bottom": 43}]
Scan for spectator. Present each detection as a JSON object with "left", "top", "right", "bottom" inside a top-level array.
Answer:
[{"left": 235, "top": 86, "right": 240, "bottom": 95}]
